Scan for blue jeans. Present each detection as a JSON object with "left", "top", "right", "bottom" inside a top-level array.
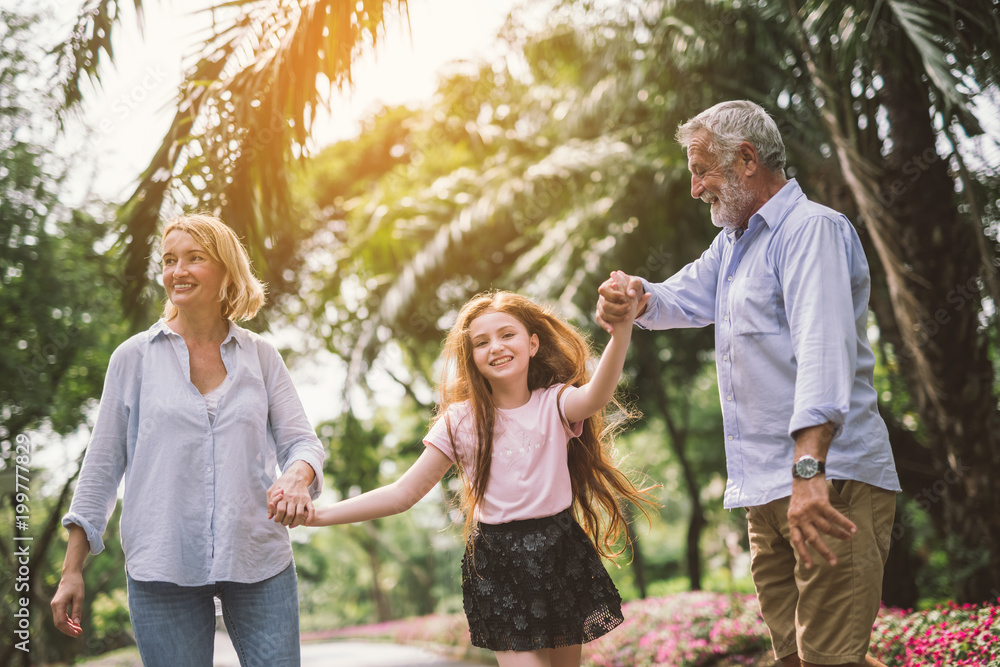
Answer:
[{"left": 127, "top": 561, "right": 300, "bottom": 667}]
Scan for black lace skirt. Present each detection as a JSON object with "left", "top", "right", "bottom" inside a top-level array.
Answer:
[{"left": 460, "top": 509, "right": 623, "bottom": 652}]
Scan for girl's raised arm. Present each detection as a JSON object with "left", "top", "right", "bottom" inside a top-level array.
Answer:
[
  {"left": 269, "top": 447, "right": 454, "bottom": 527},
  {"left": 564, "top": 271, "right": 643, "bottom": 424}
]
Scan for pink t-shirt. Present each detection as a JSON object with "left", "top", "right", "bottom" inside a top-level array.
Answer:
[{"left": 423, "top": 384, "right": 584, "bottom": 524}]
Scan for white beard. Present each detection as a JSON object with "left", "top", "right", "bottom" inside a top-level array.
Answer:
[{"left": 704, "top": 172, "right": 757, "bottom": 230}]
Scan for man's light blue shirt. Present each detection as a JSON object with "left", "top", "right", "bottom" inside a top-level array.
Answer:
[
  {"left": 637, "top": 179, "right": 900, "bottom": 509},
  {"left": 63, "top": 320, "right": 326, "bottom": 585}
]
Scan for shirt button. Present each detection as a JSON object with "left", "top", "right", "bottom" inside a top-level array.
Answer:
[
  {"left": 726, "top": 395, "right": 732, "bottom": 401},
  {"left": 727, "top": 275, "right": 734, "bottom": 282},
  {"left": 722, "top": 354, "right": 729, "bottom": 361},
  {"left": 727, "top": 435, "right": 734, "bottom": 441},
  {"left": 724, "top": 314, "right": 730, "bottom": 321}
]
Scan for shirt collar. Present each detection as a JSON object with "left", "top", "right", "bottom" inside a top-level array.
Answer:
[
  {"left": 721, "top": 178, "right": 802, "bottom": 244},
  {"left": 749, "top": 178, "right": 802, "bottom": 231},
  {"left": 149, "top": 319, "right": 244, "bottom": 347}
]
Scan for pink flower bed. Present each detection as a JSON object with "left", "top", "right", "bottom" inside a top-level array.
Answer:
[
  {"left": 582, "top": 592, "right": 770, "bottom": 667},
  {"left": 869, "top": 599, "right": 1000, "bottom": 666},
  {"left": 318, "top": 593, "right": 1000, "bottom": 666}
]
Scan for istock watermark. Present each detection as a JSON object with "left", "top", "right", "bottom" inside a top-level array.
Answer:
[{"left": 11, "top": 433, "right": 33, "bottom": 653}]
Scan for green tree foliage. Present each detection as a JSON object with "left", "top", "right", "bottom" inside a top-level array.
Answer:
[
  {"left": 289, "top": 3, "right": 743, "bottom": 595},
  {"left": 0, "top": 498, "right": 131, "bottom": 666},
  {"left": 672, "top": 0, "right": 1000, "bottom": 603},
  {"left": 293, "top": 404, "right": 465, "bottom": 625},
  {"left": 55, "top": 0, "right": 410, "bottom": 324},
  {"left": 296, "top": 8, "right": 729, "bottom": 384},
  {"left": 295, "top": 490, "right": 465, "bottom": 630},
  {"left": 0, "top": 13, "right": 130, "bottom": 448},
  {"left": 0, "top": 212, "right": 131, "bottom": 441},
  {"left": 292, "top": 0, "right": 1000, "bottom": 605},
  {"left": 0, "top": 10, "right": 132, "bottom": 666}
]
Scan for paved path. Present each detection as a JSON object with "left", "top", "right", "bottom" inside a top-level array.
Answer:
[{"left": 214, "top": 632, "right": 490, "bottom": 667}]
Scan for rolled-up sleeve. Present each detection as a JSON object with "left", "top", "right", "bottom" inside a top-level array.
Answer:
[
  {"left": 781, "top": 215, "right": 857, "bottom": 439},
  {"left": 63, "top": 351, "right": 129, "bottom": 555},
  {"left": 636, "top": 234, "right": 723, "bottom": 331},
  {"left": 261, "top": 343, "right": 326, "bottom": 498}
]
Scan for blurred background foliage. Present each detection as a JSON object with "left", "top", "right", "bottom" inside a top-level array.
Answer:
[{"left": 2, "top": 0, "right": 1000, "bottom": 664}]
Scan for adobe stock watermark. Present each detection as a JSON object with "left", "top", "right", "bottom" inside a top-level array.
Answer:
[
  {"left": 407, "top": 294, "right": 453, "bottom": 336},
  {"left": 851, "top": 458, "right": 973, "bottom": 574},
  {"left": 18, "top": 326, "right": 78, "bottom": 388},
  {"left": 875, "top": 146, "right": 941, "bottom": 211},
  {"left": 11, "top": 433, "right": 33, "bottom": 654},
  {"left": 899, "top": 258, "right": 989, "bottom": 360},
  {"left": 633, "top": 244, "right": 673, "bottom": 281},
  {"left": 510, "top": 176, "right": 568, "bottom": 235},
  {"left": 17, "top": 267, "right": 139, "bottom": 388},
  {"left": 237, "top": 108, "right": 293, "bottom": 167},
  {"left": 95, "top": 65, "right": 170, "bottom": 137}
]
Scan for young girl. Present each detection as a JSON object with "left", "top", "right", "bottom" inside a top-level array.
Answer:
[{"left": 270, "top": 277, "right": 655, "bottom": 667}]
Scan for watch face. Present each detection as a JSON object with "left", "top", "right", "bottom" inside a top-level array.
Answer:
[{"left": 796, "top": 457, "right": 819, "bottom": 478}]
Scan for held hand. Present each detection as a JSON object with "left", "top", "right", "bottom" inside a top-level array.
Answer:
[
  {"left": 596, "top": 272, "right": 649, "bottom": 334},
  {"left": 266, "top": 470, "right": 315, "bottom": 528},
  {"left": 51, "top": 572, "right": 84, "bottom": 638},
  {"left": 266, "top": 487, "right": 283, "bottom": 519},
  {"left": 610, "top": 271, "right": 642, "bottom": 332},
  {"left": 787, "top": 477, "right": 857, "bottom": 568}
]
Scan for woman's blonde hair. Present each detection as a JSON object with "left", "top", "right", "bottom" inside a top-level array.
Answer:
[
  {"left": 436, "top": 290, "right": 656, "bottom": 559},
  {"left": 159, "top": 214, "right": 266, "bottom": 322}
]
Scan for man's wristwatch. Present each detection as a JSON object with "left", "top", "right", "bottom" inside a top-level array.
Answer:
[{"left": 792, "top": 454, "right": 826, "bottom": 480}]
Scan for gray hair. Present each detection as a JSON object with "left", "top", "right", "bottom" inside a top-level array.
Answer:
[{"left": 676, "top": 100, "right": 786, "bottom": 175}]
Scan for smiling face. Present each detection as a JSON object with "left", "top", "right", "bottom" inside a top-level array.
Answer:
[
  {"left": 687, "top": 129, "right": 757, "bottom": 230},
  {"left": 161, "top": 230, "right": 227, "bottom": 317},
  {"left": 468, "top": 310, "right": 539, "bottom": 391}
]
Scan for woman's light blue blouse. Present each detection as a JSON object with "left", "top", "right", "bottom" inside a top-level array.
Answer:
[{"left": 63, "top": 320, "right": 326, "bottom": 585}]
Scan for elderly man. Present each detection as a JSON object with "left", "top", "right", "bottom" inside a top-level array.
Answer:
[{"left": 598, "top": 100, "right": 900, "bottom": 667}]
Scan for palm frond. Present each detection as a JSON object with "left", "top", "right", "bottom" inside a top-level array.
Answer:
[
  {"left": 336, "top": 135, "right": 635, "bottom": 386},
  {"left": 53, "top": 0, "right": 146, "bottom": 112},
  {"left": 887, "top": 0, "right": 969, "bottom": 115},
  {"left": 107, "top": 0, "right": 407, "bottom": 322}
]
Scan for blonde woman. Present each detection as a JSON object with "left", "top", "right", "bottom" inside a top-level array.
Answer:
[{"left": 51, "top": 215, "right": 325, "bottom": 667}]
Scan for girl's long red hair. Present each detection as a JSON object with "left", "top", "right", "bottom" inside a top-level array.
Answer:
[{"left": 434, "top": 291, "right": 656, "bottom": 559}]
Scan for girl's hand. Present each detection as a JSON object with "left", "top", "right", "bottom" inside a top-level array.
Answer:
[
  {"left": 267, "top": 488, "right": 284, "bottom": 520},
  {"left": 266, "top": 469, "right": 315, "bottom": 528},
  {"left": 597, "top": 271, "right": 648, "bottom": 334},
  {"left": 607, "top": 271, "right": 643, "bottom": 332},
  {"left": 268, "top": 488, "right": 315, "bottom": 526}
]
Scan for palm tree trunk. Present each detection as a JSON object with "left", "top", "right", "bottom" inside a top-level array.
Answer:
[
  {"left": 877, "top": 50, "right": 1000, "bottom": 603},
  {"left": 788, "top": 0, "right": 1000, "bottom": 601}
]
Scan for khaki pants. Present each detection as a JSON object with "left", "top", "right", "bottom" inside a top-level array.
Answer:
[{"left": 747, "top": 480, "right": 896, "bottom": 664}]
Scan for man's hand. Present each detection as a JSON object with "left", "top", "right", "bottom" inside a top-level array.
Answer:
[
  {"left": 787, "top": 476, "right": 857, "bottom": 568},
  {"left": 267, "top": 461, "right": 316, "bottom": 528},
  {"left": 596, "top": 272, "right": 648, "bottom": 334},
  {"left": 51, "top": 571, "right": 84, "bottom": 638}
]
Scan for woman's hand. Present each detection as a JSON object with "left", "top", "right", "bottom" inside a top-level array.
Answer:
[
  {"left": 51, "top": 572, "right": 85, "bottom": 637},
  {"left": 267, "top": 461, "right": 316, "bottom": 528},
  {"left": 51, "top": 525, "right": 89, "bottom": 638}
]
